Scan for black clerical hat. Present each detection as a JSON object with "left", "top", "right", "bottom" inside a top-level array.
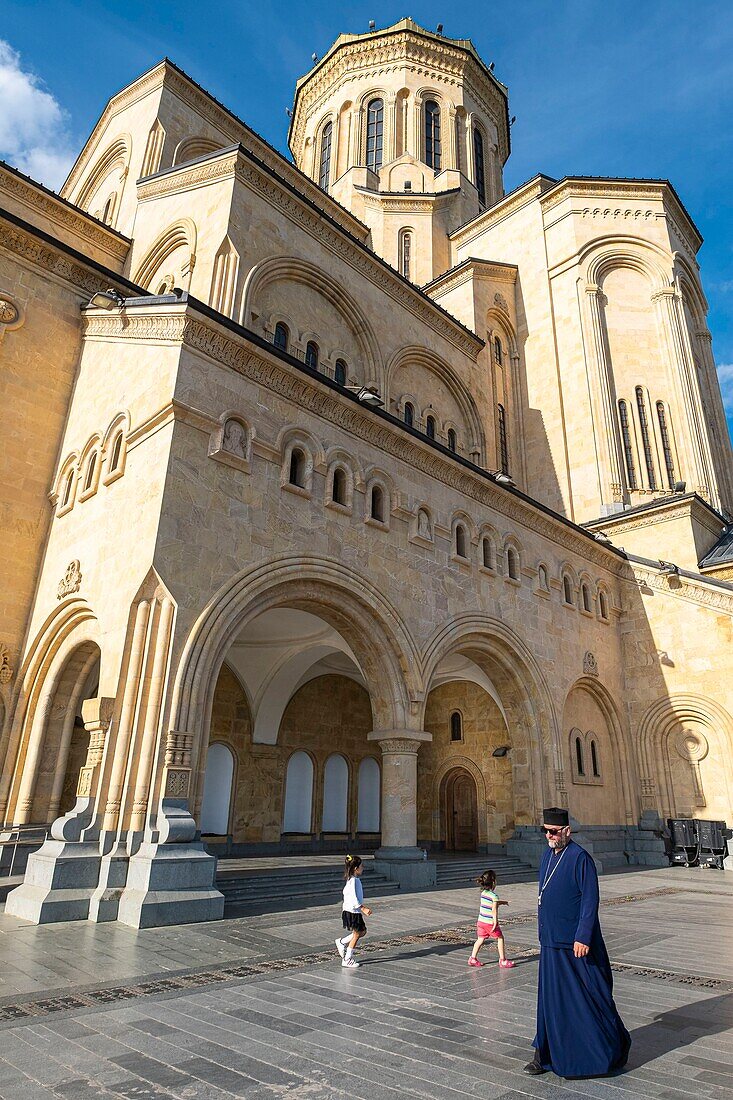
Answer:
[{"left": 542, "top": 807, "right": 569, "bottom": 826}]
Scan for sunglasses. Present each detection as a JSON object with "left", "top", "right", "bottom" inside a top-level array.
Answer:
[{"left": 542, "top": 826, "right": 566, "bottom": 836}]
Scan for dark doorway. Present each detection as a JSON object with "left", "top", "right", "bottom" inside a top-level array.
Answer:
[{"left": 444, "top": 768, "right": 478, "bottom": 850}]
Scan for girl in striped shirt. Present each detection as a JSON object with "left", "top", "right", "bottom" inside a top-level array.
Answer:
[{"left": 469, "top": 869, "right": 515, "bottom": 968}]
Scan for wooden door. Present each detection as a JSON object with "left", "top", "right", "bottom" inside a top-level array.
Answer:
[{"left": 448, "top": 771, "right": 478, "bottom": 851}]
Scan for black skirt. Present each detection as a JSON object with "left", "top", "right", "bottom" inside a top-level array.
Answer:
[{"left": 342, "top": 910, "right": 367, "bottom": 934}]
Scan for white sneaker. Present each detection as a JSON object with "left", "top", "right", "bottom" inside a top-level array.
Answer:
[
  {"left": 335, "top": 937, "right": 346, "bottom": 959},
  {"left": 342, "top": 957, "right": 360, "bottom": 968}
]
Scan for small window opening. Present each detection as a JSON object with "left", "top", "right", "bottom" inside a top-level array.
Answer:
[
  {"left": 109, "top": 433, "right": 123, "bottom": 472},
  {"left": 289, "top": 447, "right": 305, "bottom": 487},
  {"left": 425, "top": 415, "right": 436, "bottom": 439},
  {"left": 447, "top": 428, "right": 457, "bottom": 452},
  {"left": 507, "top": 547, "right": 519, "bottom": 580},
  {"left": 482, "top": 537, "right": 493, "bottom": 570},
  {"left": 575, "top": 736, "right": 585, "bottom": 776},
  {"left": 563, "top": 575, "right": 574, "bottom": 605},
  {"left": 404, "top": 402, "right": 414, "bottom": 428},
  {"left": 61, "top": 469, "right": 74, "bottom": 507},
  {"left": 591, "top": 740, "right": 600, "bottom": 778},
  {"left": 599, "top": 591, "right": 609, "bottom": 620},
  {"left": 450, "top": 711, "right": 463, "bottom": 742},
  {"left": 332, "top": 467, "right": 346, "bottom": 506},
  {"left": 274, "top": 322, "right": 289, "bottom": 351},
  {"left": 494, "top": 336, "right": 503, "bottom": 365},
  {"left": 582, "top": 583, "right": 591, "bottom": 612},
  {"left": 370, "top": 484, "right": 385, "bottom": 522},
  {"left": 334, "top": 359, "right": 347, "bottom": 386},
  {"left": 305, "top": 341, "right": 319, "bottom": 370},
  {"left": 455, "top": 524, "right": 467, "bottom": 558},
  {"left": 84, "top": 452, "right": 97, "bottom": 492}
]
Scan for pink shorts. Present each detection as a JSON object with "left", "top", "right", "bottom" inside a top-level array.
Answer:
[{"left": 477, "top": 921, "right": 502, "bottom": 939}]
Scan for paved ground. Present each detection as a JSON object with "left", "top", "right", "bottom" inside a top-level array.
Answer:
[{"left": 0, "top": 865, "right": 731, "bottom": 1098}]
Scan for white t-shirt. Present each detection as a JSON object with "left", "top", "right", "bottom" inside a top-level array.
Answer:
[{"left": 342, "top": 875, "right": 364, "bottom": 913}]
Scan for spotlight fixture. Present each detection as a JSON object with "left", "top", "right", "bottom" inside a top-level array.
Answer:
[
  {"left": 510, "top": 115, "right": 517, "bottom": 125},
  {"left": 659, "top": 560, "right": 679, "bottom": 576},
  {"left": 88, "top": 288, "right": 125, "bottom": 310},
  {"left": 594, "top": 531, "right": 612, "bottom": 544},
  {"left": 436, "top": 22, "right": 443, "bottom": 33},
  {"left": 348, "top": 386, "right": 384, "bottom": 408},
  {"left": 673, "top": 480, "right": 686, "bottom": 493},
  {"left": 285, "top": 107, "right": 292, "bottom": 118},
  {"left": 311, "top": 52, "right": 318, "bottom": 62},
  {"left": 489, "top": 61, "right": 495, "bottom": 71},
  {"left": 494, "top": 472, "right": 515, "bottom": 486},
  {"left": 492, "top": 745, "right": 511, "bottom": 758},
  {"left": 368, "top": 19, "right": 375, "bottom": 29}
]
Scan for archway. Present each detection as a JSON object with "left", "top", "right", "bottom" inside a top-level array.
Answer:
[
  {"left": 442, "top": 767, "right": 478, "bottom": 850},
  {"left": 199, "top": 743, "right": 235, "bottom": 836}
]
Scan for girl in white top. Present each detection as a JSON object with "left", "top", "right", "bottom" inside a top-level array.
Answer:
[{"left": 336, "top": 854, "right": 372, "bottom": 968}]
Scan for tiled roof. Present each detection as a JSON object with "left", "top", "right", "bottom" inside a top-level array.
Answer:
[{"left": 700, "top": 526, "right": 733, "bottom": 568}]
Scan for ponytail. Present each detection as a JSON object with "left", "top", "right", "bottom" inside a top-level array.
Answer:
[
  {"left": 475, "top": 869, "right": 496, "bottom": 891},
  {"left": 344, "top": 853, "right": 362, "bottom": 879}
]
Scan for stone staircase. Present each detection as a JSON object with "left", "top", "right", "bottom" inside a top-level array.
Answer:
[
  {"left": 435, "top": 854, "right": 535, "bottom": 889},
  {"left": 573, "top": 828, "right": 630, "bottom": 872},
  {"left": 216, "top": 862, "right": 400, "bottom": 914}
]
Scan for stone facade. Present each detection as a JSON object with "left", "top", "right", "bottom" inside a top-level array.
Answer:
[{"left": 1, "top": 19, "right": 732, "bottom": 927}]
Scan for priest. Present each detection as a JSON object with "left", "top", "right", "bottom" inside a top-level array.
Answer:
[{"left": 523, "top": 807, "right": 631, "bottom": 1078}]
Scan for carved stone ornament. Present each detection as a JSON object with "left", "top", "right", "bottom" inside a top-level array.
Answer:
[
  {"left": 57, "top": 560, "right": 82, "bottom": 600},
  {"left": 494, "top": 291, "right": 509, "bottom": 313},
  {"left": 0, "top": 644, "right": 13, "bottom": 685},
  {"left": 583, "top": 651, "right": 599, "bottom": 677},
  {"left": 164, "top": 768, "right": 191, "bottom": 798},
  {"left": 0, "top": 294, "right": 23, "bottom": 344}
]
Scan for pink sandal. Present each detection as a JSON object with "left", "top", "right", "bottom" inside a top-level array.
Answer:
[
  {"left": 468, "top": 957, "right": 484, "bottom": 967},
  {"left": 499, "top": 959, "right": 516, "bottom": 968}
]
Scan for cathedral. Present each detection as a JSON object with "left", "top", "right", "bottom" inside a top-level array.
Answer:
[{"left": 1, "top": 18, "right": 732, "bottom": 928}]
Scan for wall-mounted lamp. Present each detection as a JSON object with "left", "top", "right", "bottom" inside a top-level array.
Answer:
[
  {"left": 659, "top": 560, "right": 679, "bottom": 576},
  {"left": 88, "top": 288, "right": 125, "bottom": 310},
  {"left": 349, "top": 386, "right": 384, "bottom": 408},
  {"left": 492, "top": 745, "right": 511, "bottom": 758},
  {"left": 494, "top": 472, "right": 514, "bottom": 486}
]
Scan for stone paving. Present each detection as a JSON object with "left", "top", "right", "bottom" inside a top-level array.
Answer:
[{"left": 0, "top": 866, "right": 731, "bottom": 1098}]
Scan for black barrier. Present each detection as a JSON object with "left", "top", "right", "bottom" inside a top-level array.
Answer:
[{"left": 667, "top": 817, "right": 730, "bottom": 870}]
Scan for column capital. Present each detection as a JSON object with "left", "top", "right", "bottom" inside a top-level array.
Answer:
[{"left": 368, "top": 730, "right": 432, "bottom": 753}]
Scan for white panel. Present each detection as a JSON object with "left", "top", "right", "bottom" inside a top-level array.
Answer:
[
  {"left": 283, "top": 751, "right": 314, "bottom": 833},
  {"left": 322, "top": 753, "right": 349, "bottom": 832},
  {"left": 200, "top": 743, "right": 234, "bottom": 835},
  {"left": 357, "top": 756, "right": 381, "bottom": 832}
]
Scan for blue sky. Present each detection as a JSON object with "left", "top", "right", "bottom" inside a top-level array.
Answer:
[{"left": 2, "top": 0, "right": 731, "bottom": 437}]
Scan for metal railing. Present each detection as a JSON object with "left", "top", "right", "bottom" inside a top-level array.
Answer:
[{"left": 0, "top": 824, "right": 49, "bottom": 878}]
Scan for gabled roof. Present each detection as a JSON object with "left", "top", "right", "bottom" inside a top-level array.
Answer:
[{"left": 700, "top": 525, "right": 733, "bottom": 569}]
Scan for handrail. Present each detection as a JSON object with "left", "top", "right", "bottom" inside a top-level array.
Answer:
[{"left": 0, "top": 825, "right": 48, "bottom": 878}]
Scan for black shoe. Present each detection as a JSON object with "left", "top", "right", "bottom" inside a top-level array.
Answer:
[{"left": 523, "top": 1056, "right": 547, "bottom": 1076}]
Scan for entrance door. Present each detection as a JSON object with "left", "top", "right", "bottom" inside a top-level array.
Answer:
[{"left": 445, "top": 769, "right": 478, "bottom": 850}]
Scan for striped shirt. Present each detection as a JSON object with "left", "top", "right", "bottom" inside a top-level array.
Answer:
[{"left": 478, "top": 889, "right": 498, "bottom": 923}]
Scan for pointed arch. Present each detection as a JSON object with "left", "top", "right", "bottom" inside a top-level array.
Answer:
[
  {"left": 133, "top": 219, "right": 197, "bottom": 292},
  {"left": 76, "top": 135, "right": 131, "bottom": 215}
]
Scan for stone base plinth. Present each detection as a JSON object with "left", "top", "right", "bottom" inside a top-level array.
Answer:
[
  {"left": 116, "top": 841, "right": 224, "bottom": 929},
  {"left": 373, "top": 849, "right": 436, "bottom": 890},
  {"left": 4, "top": 840, "right": 101, "bottom": 924}
]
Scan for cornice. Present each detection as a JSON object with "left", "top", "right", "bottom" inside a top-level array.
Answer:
[
  {"left": 426, "top": 258, "right": 518, "bottom": 300},
  {"left": 0, "top": 218, "right": 109, "bottom": 296},
  {"left": 83, "top": 303, "right": 623, "bottom": 573},
  {"left": 137, "top": 151, "right": 239, "bottom": 201},
  {"left": 585, "top": 494, "right": 725, "bottom": 538},
  {"left": 449, "top": 176, "right": 555, "bottom": 247},
  {"left": 0, "top": 165, "right": 130, "bottom": 262},
  {"left": 628, "top": 565, "right": 733, "bottom": 617}
]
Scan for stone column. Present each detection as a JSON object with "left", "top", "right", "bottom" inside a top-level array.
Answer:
[
  {"left": 129, "top": 598, "right": 174, "bottom": 835},
  {"left": 350, "top": 107, "right": 362, "bottom": 166},
  {"left": 447, "top": 106, "right": 458, "bottom": 171},
  {"left": 584, "top": 283, "right": 626, "bottom": 513},
  {"left": 368, "top": 730, "right": 435, "bottom": 889},
  {"left": 384, "top": 93, "right": 397, "bottom": 166}
]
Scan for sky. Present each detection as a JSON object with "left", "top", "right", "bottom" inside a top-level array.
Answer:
[{"left": 1, "top": 0, "right": 732, "bottom": 438}]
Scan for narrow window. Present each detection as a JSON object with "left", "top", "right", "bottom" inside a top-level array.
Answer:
[
  {"left": 497, "top": 403, "right": 509, "bottom": 475},
  {"left": 289, "top": 447, "right": 305, "bottom": 487},
  {"left": 318, "top": 120, "right": 332, "bottom": 190},
  {"left": 599, "top": 590, "right": 609, "bottom": 620},
  {"left": 473, "top": 126, "right": 486, "bottom": 206},
  {"left": 426, "top": 415, "right": 436, "bottom": 439},
  {"left": 404, "top": 402, "right": 414, "bottom": 428},
  {"left": 507, "top": 547, "right": 519, "bottom": 580},
  {"left": 618, "top": 399, "right": 637, "bottom": 490},
  {"left": 591, "top": 740, "right": 600, "bottom": 778},
  {"left": 575, "top": 736, "right": 585, "bottom": 776},
  {"left": 656, "top": 401, "right": 676, "bottom": 490},
  {"left": 455, "top": 524, "right": 467, "bottom": 558},
  {"left": 332, "top": 467, "right": 346, "bottom": 505},
  {"left": 274, "top": 322, "right": 289, "bottom": 351},
  {"left": 425, "top": 100, "right": 441, "bottom": 170},
  {"left": 84, "top": 452, "right": 97, "bottom": 492},
  {"left": 482, "top": 537, "right": 493, "bottom": 570},
  {"left": 370, "top": 484, "right": 385, "bottom": 522},
  {"left": 109, "top": 433, "right": 123, "bottom": 472},
  {"left": 563, "top": 575, "right": 574, "bottom": 605},
  {"left": 494, "top": 336, "right": 503, "bottom": 365},
  {"left": 102, "top": 195, "right": 115, "bottom": 224},
  {"left": 334, "top": 358, "right": 347, "bottom": 386},
  {"left": 366, "top": 98, "right": 384, "bottom": 172},
  {"left": 450, "top": 711, "right": 463, "bottom": 742},
  {"left": 305, "top": 341, "right": 319, "bottom": 370},
  {"left": 582, "top": 583, "right": 591, "bottom": 612},
  {"left": 636, "top": 386, "right": 657, "bottom": 489},
  {"left": 400, "top": 230, "right": 412, "bottom": 280},
  {"left": 447, "top": 428, "right": 457, "bottom": 452},
  {"left": 61, "top": 469, "right": 74, "bottom": 507}
]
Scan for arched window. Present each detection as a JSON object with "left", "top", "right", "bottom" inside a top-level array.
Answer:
[
  {"left": 507, "top": 547, "right": 519, "bottom": 580},
  {"left": 581, "top": 583, "right": 591, "bottom": 612},
  {"left": 283, "top": 751, "right": 314, "bottom": 833},
  {"left": 473, "top": 127, "right": 486, "bottom": 206},
  {"left": 83, "top": 452, "right": 97, "bottom": 492},
  {"left": 425, "top": 100, "right": 441, "bottom": 170},
  {"left": 636, "top": 386, "right": 657, "bottom": 489},
  {"left": 332, "top": 467, "right": 347, "bottom": 506},
  {"left": 455, "top": 524, "right": 468, "bottom": 558},
  {"left": 200, "top": 743, "right": 234, "bottom": 834},
  {"left": 447, "top": 428, "right": 457, "bottom": 452},
  {"left": 497, "top": 404, "right": 509, "bottom": 475},
  {"left": 425, "top": 414, "right": 436, "bottom": 439},
  {"left": 305, "top": 341, "right": 319, "bottom": 370},
  {"left": 591, "top": 740, "right": 600, "bottom": 778},
  {"left": 538, "top": 564, "right": 549, "bottom": 590},
  {"left": 274, "top": 322, "right": 289, "bottom": 351},
  {"left": 366, "top": 98, "right": 384, "bottom": 172},
  {"left": 481, "top": 536, "right": 493, "bottom": 570},
  {"left": 599, "top": 590, "right": 609, "bottom": 620},
  {"left": 319, "top": 120, "right": 333, "bottom": 190},
  {"left": 618, "top": 399, "right": 637, "bottom": 489},
  {"left": 370, "top": 484, "right": 385, "bottom": 522},
  {"left": 61, "top": 468, "right": 75, "bottom": 508},
  {"left": 109, "top": 433, "right": 123, "bottom": 473},
  {"left": 575, "top": 736, "right": 585, "bottom": 776},
  {"left": 404, "top": 402, "right": 414, "bottom": 428},
  {"left": 563, "top": 575, "right": 574, "bottom": 605},
  {"left": 656, "top": 401, "right": 676, "bottom": 489},
  {"left": 357, "top": 757, "right": 380, "bottom": 832},
  {"left": 400, "top": 230, "right": 412, "bottom": 280},
  {"left": 101, "top": 194, "right": 115, "bottom": 225},
  {"left": 322, "top": 753, "right": 349, "bottom": 832},
  {"left": 289, "top": 447, "right": 306, "bottom": 487},
  {"left": 450, "top": 711, "right": 463, "bottom": 742},
  {"left": 334, "top": 358, "right": 347, "bottom": 386},
  {"left": 494, "top": 336, "right": 503, "bottom": 365}
]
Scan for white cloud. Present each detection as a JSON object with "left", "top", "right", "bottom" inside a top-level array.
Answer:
[
  {"left": 718, "top": 363, "right": 733, "bottom": 415},
  {"left": 0, "top": 39, "right": 75, "bottom": 190}
]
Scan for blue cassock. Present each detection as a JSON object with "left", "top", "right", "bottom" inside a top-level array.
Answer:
[{"left": 533, "top": 840, "right": 631, "bottom": 1078}]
